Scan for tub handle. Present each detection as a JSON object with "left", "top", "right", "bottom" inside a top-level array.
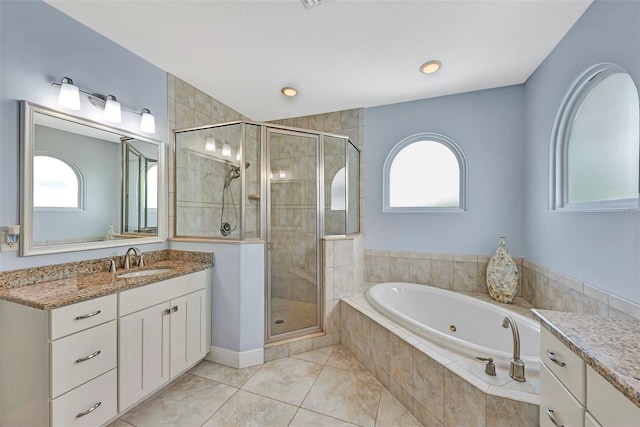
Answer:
[
  {"left": 546, "top": 350, "right": 566, "bottom": 367},
  {"left": 545, "top": 407, "right": 564, "bottom": 427},
  {"left": 475, "top": 357, "right": 496, "bottom": 376}
]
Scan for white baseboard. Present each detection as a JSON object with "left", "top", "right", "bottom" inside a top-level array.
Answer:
[{"left": 205, "top": 346, "right": 264, "bottom": 369}]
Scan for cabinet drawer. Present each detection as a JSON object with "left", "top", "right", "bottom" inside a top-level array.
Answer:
[
  {"left": 119, "top": 270, "right": 207, "bottom": 316},
  {"left": 50, "top": 368, "right": 117, "bottom": 427},
  {"left": 51, "top": 320, "right": 117, "bottom": 398},
  {"left": 540, "top": 363, "right": 585, "bottom": 427},
  {"left": 587, "top": 365, "right": 640, "bottom": 426},
  {"left": 541, "top": 327, "right": 586, "bottom": 405},
  {"left": 50, "top": 294, "right": 117, "bottom": 340}
]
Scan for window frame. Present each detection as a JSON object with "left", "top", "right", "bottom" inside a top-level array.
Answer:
[
  {"left": 383, "top": 132, "right": 468, "bottom": 213},
  {"left": 549, "top": 63, "right": 640, "bottom": 212},
  {"left": 33, "top": 152, "right": 86, "bottom": 212}
]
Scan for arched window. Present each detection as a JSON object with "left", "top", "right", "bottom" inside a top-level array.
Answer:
[
  {"left": 33, "top": 154, "right": 84, "bottom": 210},
  {"left": 383, "top": 133, "right": 468, "bottom": 212},
  {"left": 550, "top": 63, "right": 639, "bottom": 210},
  {"left": 330, "top": 167, "right": 346, "bottom": 211}
]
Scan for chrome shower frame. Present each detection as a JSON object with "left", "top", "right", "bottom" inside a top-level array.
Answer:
[{"left": 172, "top": 120, "right": 360, "bottom": 344}]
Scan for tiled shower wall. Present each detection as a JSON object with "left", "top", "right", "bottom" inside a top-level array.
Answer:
[
  {"left": 269, "top": 109, "right": 365, "bottom": 234},
  {"left": 364, "top": 249, "right": 640, "bottom": 321},
  {"left": 270, "top": 132, "right": 318, "bottom": 303},
  {"left": 167, "top": 73, "right": 248, "bottom": 236}
]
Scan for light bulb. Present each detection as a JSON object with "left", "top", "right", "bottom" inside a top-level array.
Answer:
[
  {"left": 279, "top": 169, "right": 286, "bottom": 179},
  {"left": 103, "top": 95, "right": 121, "bottom": 123},
  {"left": 58, "top": 77, "right": 80, "bottom": 110},
  {"left": 236, "top": 149, "right": 241, "bottom": 161},
  {"left": 221, "top": 143, "right": 231, "bottom": 158},
  {"left": 140, "top": 108, "right": 155, "bottom": 133},
  {"left": 204, "top": 137, "right": 216, "bottom": 152}
]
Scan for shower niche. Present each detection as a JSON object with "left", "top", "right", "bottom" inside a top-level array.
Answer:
[{"left": 174, "top": 121, "right": 360, "bottom": 342}]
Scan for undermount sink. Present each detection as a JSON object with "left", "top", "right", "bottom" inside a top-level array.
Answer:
[{"left": 118, "top": 268, "right": 171, "bottom": 278}]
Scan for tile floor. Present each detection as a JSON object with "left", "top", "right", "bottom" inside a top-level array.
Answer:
[{"left": 109, "top": 345, "right": 423, "bottom": 427}]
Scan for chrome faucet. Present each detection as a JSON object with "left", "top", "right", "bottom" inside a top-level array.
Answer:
[
  {"left": 502, "top": 316, "right": 525, "bottom": 382},
  {"left": 123, "top": 247, "right": 144, "bottom": 269}
]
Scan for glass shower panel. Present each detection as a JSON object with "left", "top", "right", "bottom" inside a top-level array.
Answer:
[
  {"left": 347, "top": 141, "right": 360, "bottom": 235},
  {"left": 244, "top": 124, "right": 261, "bottom": 239},
  {"left": 268, "top": 129, "right": 320, "bottom": 337},
  {"left": 324, "top": 136, "right": 346, "bottom": 235},
  {"left": 175, "top": 123, "right": 243, "bottom": 239}
]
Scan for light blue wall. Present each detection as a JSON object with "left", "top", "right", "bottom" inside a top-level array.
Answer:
[
  {"left": 364, "top": 86, "right": 525, "bottom": 256},
  {"left": 523, "top": 0, "right": 640, "bottom": 303},
  {"left": 0, "top": 0, "right": 168, "bottom": 270}
]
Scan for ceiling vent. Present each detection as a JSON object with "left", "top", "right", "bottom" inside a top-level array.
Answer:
[{"left": 301, "top": 0, "right": 333, "bottom": 9}]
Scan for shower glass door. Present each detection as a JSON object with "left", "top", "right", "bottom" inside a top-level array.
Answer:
[{"left": 267, "top": 129, "right": 321, "bottom": 339}]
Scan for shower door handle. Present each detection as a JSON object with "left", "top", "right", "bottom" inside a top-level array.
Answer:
[{"left": 267, "top": 242, "right": 274, "bottom": 250}]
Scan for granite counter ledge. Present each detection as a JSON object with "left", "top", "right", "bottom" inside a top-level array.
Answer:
[
  {"left": 532, "top": 309, "right": 640, "bottom": 409},
  {"left": 0, "top": 250, "right": 213, "bottom": 310}
]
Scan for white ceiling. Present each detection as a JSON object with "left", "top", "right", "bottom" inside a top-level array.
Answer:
[{"left": 45, "top": 0, "right": 592, "bottom": 122}]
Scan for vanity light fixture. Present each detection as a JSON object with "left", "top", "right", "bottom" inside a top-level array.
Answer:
[
  {"left": 57, "top": 77, "right": 81, "bottom": 110},
  {"left": 420, "top": 60, "right": 442, "bottom": 74},
  {"left": 281, "top": 87, "right": 298, "bottom": 97},
  {"left": 139, "top": 108, "right": 156, "bottom": 133},
  {"left": 204, "top": 137, "right": 217, "bottom": 152},
  {"left": 103, "top": 95, "right": 122, "bottom": 123},
  {"left": 6, "top": 225, "right": 20, "bottom": 248},
  {"left": 51, "top": 77, "right": 156, "bottom": 133},
  {"left": 221, "top": 143, "right": 231, "bottom": 158}
]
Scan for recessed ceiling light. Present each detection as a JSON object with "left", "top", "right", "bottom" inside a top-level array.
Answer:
[
  {"left": 420, "top": 60, "right": 442, "bottom": 74},
  {"left": 281, "top": 87, "right": 298, "bottom": 97}
]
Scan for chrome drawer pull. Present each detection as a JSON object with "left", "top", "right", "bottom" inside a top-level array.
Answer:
[
  {"left": 172, "top": 306, "right": 178, "bottom": 313},
  {"left": 546, "top": 407, "right": 564, "bottom": 427},
  {"left": 76, "top": 401, "right": 101, "bottom": 418},
  {"left": 164, "top": 308, "right": 171, "bottom": 316},
  {"left": 75, "top": 350, "right": 101, "bottom": 363},
  {"left": 546, "top": 350, "right": 566, "bottom": 367},
  {"left": 75, "top": 310, "right": 101, "bottom": 320}
]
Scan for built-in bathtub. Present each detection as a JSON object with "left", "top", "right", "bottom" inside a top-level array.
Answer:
[
  {"left": 366, "top": 282, "right": 540, "bottom": 371},
  {"left": 340, "top": 282, "right": 541, "bottom": 426}
]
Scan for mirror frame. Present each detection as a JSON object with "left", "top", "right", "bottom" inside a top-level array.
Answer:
[{"left": 20, "top": 100, "right": 166, "bottom": 256}]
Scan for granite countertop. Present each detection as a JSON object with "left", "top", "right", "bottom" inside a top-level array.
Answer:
[
  {"left": 532, "top": 309, "right": 640, "bottom": 409},
  {"left": 0, "top": 251, "right": 213, "bottom": 310}
]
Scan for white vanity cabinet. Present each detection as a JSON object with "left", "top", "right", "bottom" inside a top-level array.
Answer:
[
  {"left": 118, "top": 269, "right": 210, "bottom": 412},
  {"left": 0, "top": 294, "right": 118, "bottom": 426},
  {"left": 540, "top": 326, "right": 640, "bottom": 427}
]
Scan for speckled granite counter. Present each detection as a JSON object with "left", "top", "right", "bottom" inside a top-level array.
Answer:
[
  {"left": 0, "top": 250, "right": 213, "bottom": 310},
  {"left": 532, "top": 309, "right": 640, "bottom": 409}
]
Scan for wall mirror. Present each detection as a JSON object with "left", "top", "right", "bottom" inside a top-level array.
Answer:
[{"left": 20, "top": 101, "right": 165, "bottom": 256}]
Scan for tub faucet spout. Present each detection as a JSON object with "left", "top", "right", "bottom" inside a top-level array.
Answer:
[{"left": 502, "top": 316, "right": 525, "bottom": 382}]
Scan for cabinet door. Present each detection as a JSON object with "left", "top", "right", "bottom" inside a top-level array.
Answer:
[
  {"left": 170, "top": 290, "right": 206, "bottom": 378},
  {"left": 119, "top": 302, "right": 170, "bottom": 412}
]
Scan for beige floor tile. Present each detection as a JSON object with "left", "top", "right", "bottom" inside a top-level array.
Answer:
[
  {"left": 302, "top": 365, "right": 383, "bottom": 427},
  {"left": 106, "top": 419, "right": 134, "bottom": 427},
  {"left": 190, "top": 360, "right": 262, "bottom": 388},
  {"left": 202, "top": 390, "right": 297, "bottom": 427},
  {"left": 289, "top": 408, "right": 359, "bottom": 426},
  {"left": 375, "top": 388, "right": 423, "bottom": 427},
  {"left": 291, "top": 345, "right": 336, "bottom": 365},
  {"left": 241, "top": 356, "right": 323, "bottom": 406},
  {"left": 123, "top": 374, "right": 236, "bottom": 427},
  {"left": 325, "top": 345, "right": 368, "bottom": 372}
]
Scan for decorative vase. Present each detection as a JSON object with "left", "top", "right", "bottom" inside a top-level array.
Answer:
[{"left": 486, "top": 237, "right": 519, "bottom": 304}]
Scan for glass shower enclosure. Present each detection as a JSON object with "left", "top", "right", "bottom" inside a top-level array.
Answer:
[{"left": 174, "top": 121, "right": 360, "bottom": 342}]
